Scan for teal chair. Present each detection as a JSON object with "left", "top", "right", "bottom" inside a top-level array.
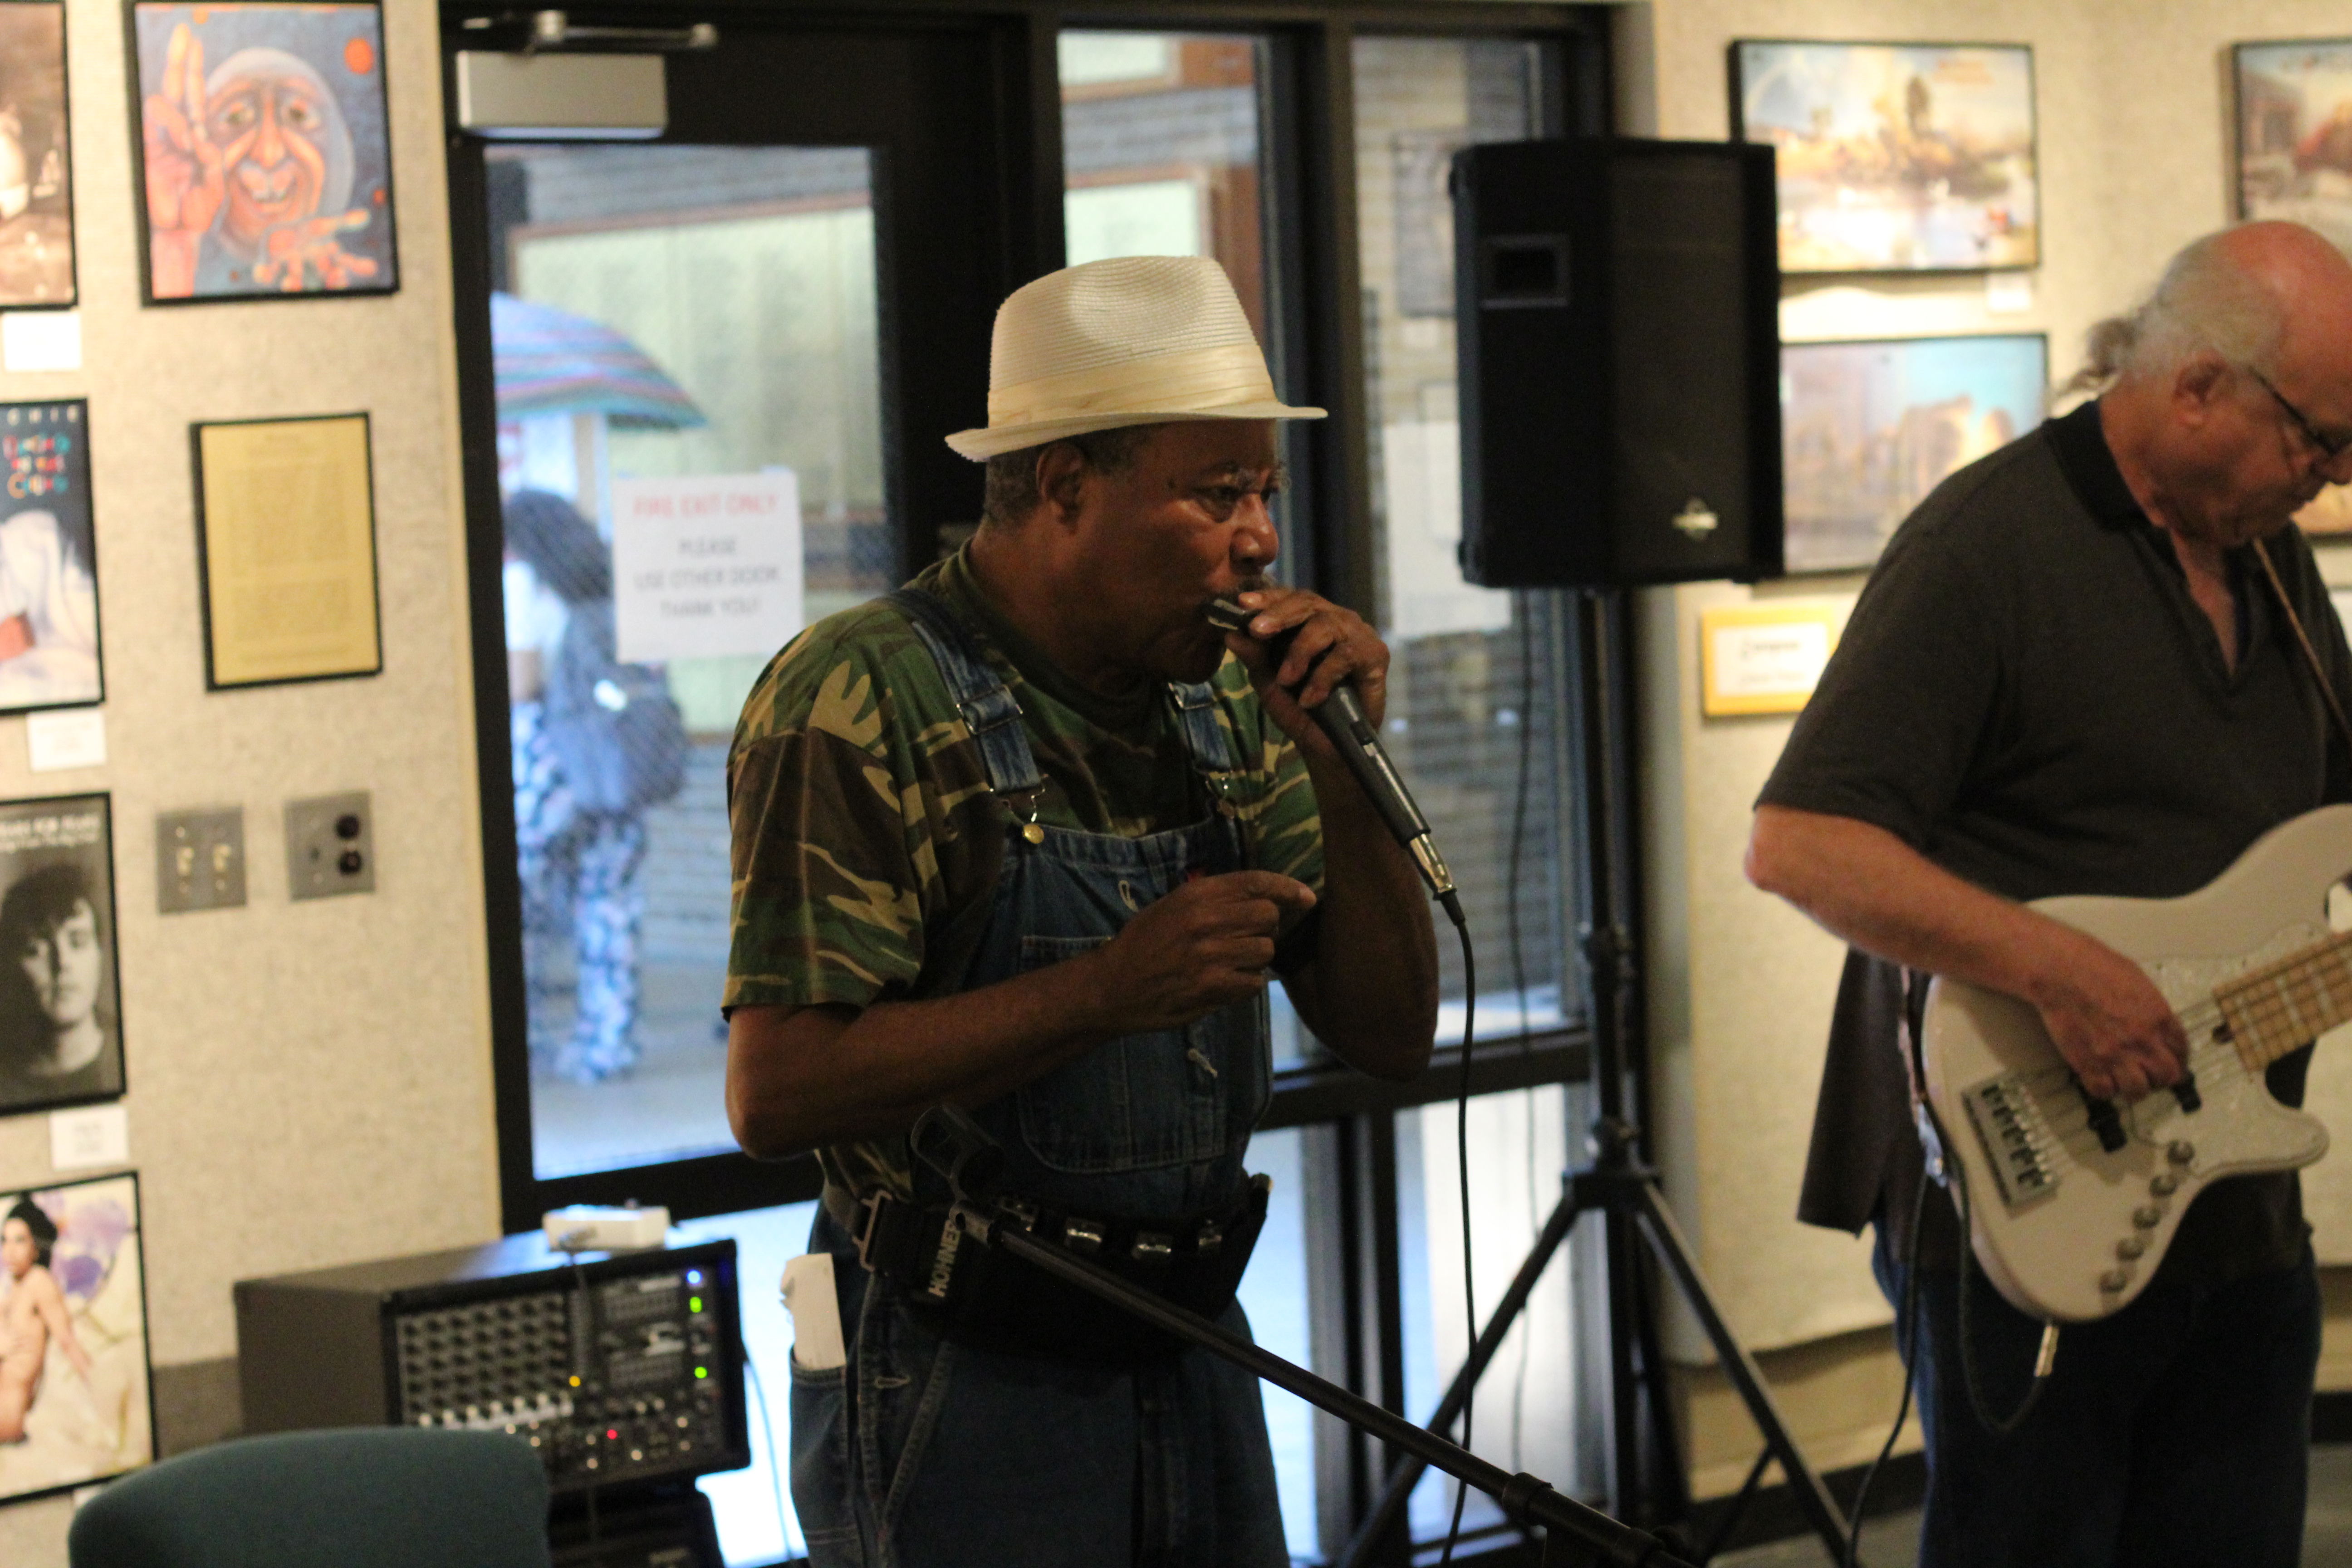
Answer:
[{"left": 69, "top": 1427, "right": 552, "bottom": 1568}]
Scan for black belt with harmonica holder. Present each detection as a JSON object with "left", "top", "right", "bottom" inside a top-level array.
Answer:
[{"left": 849, "top": 1111, "right": 1269, "bottom": 1366}]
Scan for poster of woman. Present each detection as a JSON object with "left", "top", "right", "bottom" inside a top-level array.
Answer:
[
  {"left": 0, "top": 794, "right": 120, "bottom": 1117},
  {"left": 131, "top": 1, "right": 396, "bottom": 301},
  {"left": 0, "top": 400, "right": 99, "bottom": 713},
  {"left": 0, "top": 1173, "right": 151, "bottom": 1506}
]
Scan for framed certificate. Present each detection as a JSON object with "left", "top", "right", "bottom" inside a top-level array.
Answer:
[
  {"left": 192, "top": 413, "right": 381, "bottom": 689},
  {"left": 1700, "top": 602, "right": 1843, "bottom": 717}
]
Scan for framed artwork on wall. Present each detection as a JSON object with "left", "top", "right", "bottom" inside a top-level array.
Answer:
[
  {"left": 128, "top": 1, "right": 397, "bottom": 303},
  {"left": 0, "top": 792, "right": 121, "bottom": 1117},
  {"left": 1731, "top": 39, "right": 2039, "bottom": 274},
  {"left": 0, "top": 3, "right": 76, "bottom": 308},
  {"left": 192, "top": 412, "right": 381, "bottom": 688},
  {"left": 2235, "top": 40, "right": 2352, "bottom": 252},
  {"left": 0, "top": 399, "right": 99, "bottom": 714},
  {"left": 1780, "top": 333, "right": 2049, "bottom": 574},
  {"left": 0, "top": 1171, "right": 152, "bottom": 1505}
]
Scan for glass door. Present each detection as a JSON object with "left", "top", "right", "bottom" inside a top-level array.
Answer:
[
  {"left": 447, "top": 14, "right": 1030, "bottom": 1227},
  {"left": 490, "top": 142, "right": 888, "bottom": 1181}
]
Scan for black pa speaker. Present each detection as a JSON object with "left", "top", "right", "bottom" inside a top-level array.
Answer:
[{"left": 1453, "top": 137, "right": 1782, "bottom": 587}]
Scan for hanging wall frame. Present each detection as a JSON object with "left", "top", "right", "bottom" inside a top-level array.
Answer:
[
  {"left": 128, "top": 0, "right": 397, "bottom": 303},
  {"left": 1731, "top": 39, "right": 2039, "bottom": 275},
  {"left": 0, "top": 1171, "right": 153, "bottom": 1505},
  {"left": 0, "top": 2, "right": 76, "bottom": 309},
  {"left": 0, "top": 791, "right": 122, "bottom": 1116}
]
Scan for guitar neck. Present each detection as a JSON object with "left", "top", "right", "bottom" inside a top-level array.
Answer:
[{"left": 2212, "top": 927, "right": 2352, "bottom": 1069}]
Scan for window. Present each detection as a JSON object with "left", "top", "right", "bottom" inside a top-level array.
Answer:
[
  {"left": 1396, "top": 1086, "right": 1578, "bottom": 1545},
  {"left": 1352, "top": 36, "right": 1573, "bottom": 1040},
  {"left": 488, "top": 143, "right": 888, "bottom": 1181},
  {"left": 1056, "top": 30, "right": 1322, "bottom": 1068}
]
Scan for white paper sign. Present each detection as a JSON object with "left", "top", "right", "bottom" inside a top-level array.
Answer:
[
  {"left": 1381, "top": 419, "right": 1510, "bottom": 641},
  {"left": 611, "top": 471, "right": 804, "bottom": 663},
  {"left": 1709, "top": 620, "right": 1832, "bottom": 700},
  {"left": 49, "top": 1103, "right": 127, "bottom": 1170},
  {"left": 2, "top": 310, "right": 80, "bottom": 372},
  {"left": 26, "top": 706, "right": 103, "bottom": 771},
  {"left": 1985, "top": 271, "right": 2034, "bottom": 315}
]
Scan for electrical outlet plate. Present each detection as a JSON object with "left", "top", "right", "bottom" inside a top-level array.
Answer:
[
  {"left": 157, "top": 808, "right": 246, "bottom": 914},
  {"left": 285, "top": 790, "right": 374, "bottom": 901}
]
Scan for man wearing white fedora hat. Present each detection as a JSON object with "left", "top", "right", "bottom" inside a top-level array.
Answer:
[{"left": 725, "top": 254, "right": 1440, "bottom": 1564}]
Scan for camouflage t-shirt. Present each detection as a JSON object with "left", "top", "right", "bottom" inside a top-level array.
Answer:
[{"left": 725, "top": 547, "right": 1324, "bottom": 1202}]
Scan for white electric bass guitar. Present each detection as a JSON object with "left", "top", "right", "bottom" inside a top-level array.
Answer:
[{"left": 1921, "top": 804, "right": 2352, "bottom": 1323}]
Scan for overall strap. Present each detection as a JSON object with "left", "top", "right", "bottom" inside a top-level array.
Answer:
[
  {"left": 1167, "top": 681, "right": 1242, "bottom": 772},
  {"left": 886, "top": 588, "right": 1044, "bottom": 798}
]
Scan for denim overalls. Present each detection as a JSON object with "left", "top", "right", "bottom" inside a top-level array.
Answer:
[{"left": 788, "top": 590, "right": 1289, "bottom": 1568}]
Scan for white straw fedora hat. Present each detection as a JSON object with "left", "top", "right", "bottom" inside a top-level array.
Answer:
[{"left": 946, "top": 255, "right": 1325, "bottom": 461}]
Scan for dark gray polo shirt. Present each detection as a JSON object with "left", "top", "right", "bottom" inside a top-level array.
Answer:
[{"left": 1760, "top": 397, "right": 2352, "bottom": 1280}]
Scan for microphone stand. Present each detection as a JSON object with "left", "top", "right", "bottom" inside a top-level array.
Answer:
[{"left": 911, "top": 1105, "right": 1697, "bottom": 1568}]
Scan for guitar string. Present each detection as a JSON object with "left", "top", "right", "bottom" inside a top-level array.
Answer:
[
  {"left": 1992, "top": 1035, "right": 2266, "bottom": 1181},
  {"left": 1959, "top": 930, "right": 2352, "bottom": 1187}
]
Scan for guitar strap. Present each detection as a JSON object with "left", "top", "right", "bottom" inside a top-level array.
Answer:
[{"left": 2251, "top": 536, "right": 2352, "bottom": 759}]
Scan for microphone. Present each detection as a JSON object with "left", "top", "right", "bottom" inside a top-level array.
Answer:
[{"left": 1207, "top": 598, "right": 1460, "bottom": 917}]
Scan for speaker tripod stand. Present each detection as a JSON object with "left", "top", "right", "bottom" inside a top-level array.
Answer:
[
  {"left": 1340, "top": 591, "right": 1856, "bottom": 1568},
  {"left": 1335, "top": 1093, "right": 1855, "bottom": 1567}
]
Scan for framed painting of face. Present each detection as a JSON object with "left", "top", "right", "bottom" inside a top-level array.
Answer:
[
  {"left": 0, "top": 1172, "right": 152, "bottom": 1505},
  {"left": 128, "top": 1, "right": 396, "bottom": 302},
  {"left": 0, "top": 792, "right": 120, "bottom": 1118}
]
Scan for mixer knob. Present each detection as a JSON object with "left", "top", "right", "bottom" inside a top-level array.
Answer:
[
  {"left": 2116, "top": 1237, "right": 2146, "bottom": 1260},
  {"left": 2149, "top": 1173, "right": 2179, "bottom": 1197},
  {"left": 2099, "top": 1268, "right": 2130, "bottom": 1292},
  {"left": 2167, "top": 1141, "right": 2195, "bottom": 1165},
  {"left": 2132, "top": 1205, "right": 2161, "bottom": 1229}
]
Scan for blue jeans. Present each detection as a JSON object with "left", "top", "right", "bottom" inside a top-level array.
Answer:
[
  {"left": 791, "top": 1209, "right": 1289, "bottom": 1568},
  {"left": 1875, "top": 1225, "right": 2319, "bottom": 1568}
]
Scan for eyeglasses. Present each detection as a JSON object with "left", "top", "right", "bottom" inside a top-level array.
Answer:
[{"left": 2245, "top": 365, "right": 2352, "bottom": 464}]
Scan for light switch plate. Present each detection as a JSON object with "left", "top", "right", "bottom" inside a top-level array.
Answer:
[
  {"left": 285, "top": 791, "right": 374, "bottom": 901},
  {"left": 157, "top": 808, "right": 245, "bottom": 914}
]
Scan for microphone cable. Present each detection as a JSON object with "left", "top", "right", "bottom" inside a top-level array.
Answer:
[
  {"left": 1844, "top": 1168, "right": 1926, "bottom": 1568},
  {"left": 1504, "top": 590, "right": 1541, "bottom": 1479},
  {"left": 1437, "top": 888, "right": 1474, "bottom": 1566}
]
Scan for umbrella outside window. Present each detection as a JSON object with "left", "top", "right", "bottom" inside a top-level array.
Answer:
[{"left": 490, "top": 290, "right": 705, "bottom": 529}]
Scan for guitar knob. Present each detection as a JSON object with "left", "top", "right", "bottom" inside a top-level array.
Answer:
[
  {"left": 2116, "top": 1237, "right": 2146, "bottom": 1259},
  {"left": 2166, "top": 1141, "right": 2195, "bottom": 1166},
  {"left": 2099, "top": 1268, "right": 2131, "bottom": 1292},
  {"left": 2149, "top": 1173, "right": 2179, "bottom": 1197},
  {"left": 2132, "top": 1205, "right": 2162, "bottom": 1229}
]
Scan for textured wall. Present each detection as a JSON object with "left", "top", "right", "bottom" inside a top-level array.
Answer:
[
  {"left": 0, "top": 0, "right": 493, "bottom": 1557},
  {"left": 1627, "top": 0, "right": 2352, "bottom": 1363}
]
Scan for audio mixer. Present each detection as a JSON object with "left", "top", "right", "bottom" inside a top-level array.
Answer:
[{"left": 236, "top": 1233, "right": 749, "bottom": 1494}]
